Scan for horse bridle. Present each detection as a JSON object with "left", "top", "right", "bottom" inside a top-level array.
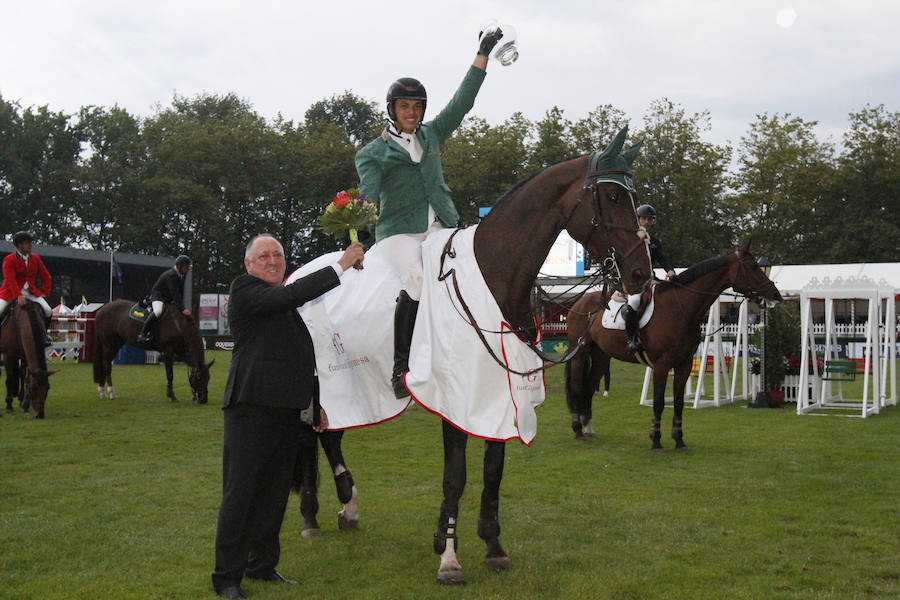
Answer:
[{"left": 563, "top": 167, "right": 649, "bottom": 283}]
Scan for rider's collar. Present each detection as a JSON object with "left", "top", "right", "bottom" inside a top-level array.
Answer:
[{"left": 387, "top": 122, "right": 419, "bottom": 139}]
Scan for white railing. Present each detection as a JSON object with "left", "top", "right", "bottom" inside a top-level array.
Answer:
[
  {"left": 543, "top": 319, "right": 895, "bottom": 338},
  {"left": 699, "top": 322, "right": 890, "bottom": 337},
  {"left": 47, "top": 315, "right": 91, "bottom": 361}
]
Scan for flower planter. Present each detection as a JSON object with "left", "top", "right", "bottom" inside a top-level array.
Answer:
[{"left": 767, "top": 389, "right": 785, "bottom": 407}]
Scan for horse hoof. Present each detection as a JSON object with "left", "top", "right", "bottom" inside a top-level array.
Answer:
[
  {"left": 34, "top": 412, "right": 45, "bottom": 419},
  {"left": 585, "top": 431, "right": 597, "bottom": 438},
  {"left": 573, "top": 433, "right": 586, "bottom": 442},
  {"left": 437, "top": 566, "right": 466, "bottom": 586},
  {"left": 651, "top": 443, "right": 663, "bottom": 451},
  {"left": 484, "top": 555, "right": 512, "bottom": 571},
  {"left": 301, "top": 526, "right": 322, "bottom": 539},
  {"left": 337, "top": 513, "right": 359, "bottom": 531}
]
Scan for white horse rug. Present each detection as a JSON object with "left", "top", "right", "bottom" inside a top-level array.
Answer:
[{"left": 285, "top": 226, "right": 546, "bottom": 445}]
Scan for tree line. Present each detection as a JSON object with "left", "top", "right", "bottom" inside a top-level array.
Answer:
[{"left": 1, "top": 90, "right": 897, "bottom": 299}]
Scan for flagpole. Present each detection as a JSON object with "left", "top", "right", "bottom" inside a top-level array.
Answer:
[{"left": 109, "top": 250, "right": 114, "bottom": 302}]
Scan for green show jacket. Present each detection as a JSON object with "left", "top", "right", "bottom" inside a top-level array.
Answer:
[{"left": 355, "top": 66, "right": 486, "bottom": 242}]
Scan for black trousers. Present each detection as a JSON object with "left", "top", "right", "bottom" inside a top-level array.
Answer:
[{"left": 212, "top": 403, "right": 301, "bottom": 591}]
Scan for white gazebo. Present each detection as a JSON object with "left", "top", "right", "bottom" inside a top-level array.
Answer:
[{"left": 797, "top": 276, "right": 897, "bottom": 417}]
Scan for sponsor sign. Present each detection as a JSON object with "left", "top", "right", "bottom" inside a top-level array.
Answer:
[
  {"left": 198, "top": 293, "right": 230, "bottom": 334},
  {"left": 541, "top": 230, "right": 584, "bottom": 276},
  {"left": 199, "top": 294, "right": 218, "bottom": 331}
]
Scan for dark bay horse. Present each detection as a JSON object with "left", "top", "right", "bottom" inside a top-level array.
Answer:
[
  {"left": 431, "top": 129, "right": 652, "bottom": 584},
  {"left": 295, "top": 128, "right": 652, "bottom": 585},
  {"left": 92, "top": 300, "right": 213, "bottom": 403},
  {"left": 1, "top": 301, "right": 57, "bottom": 418},
  {"left": 565, "top": 242, "right": 782, "bottom": 450}
]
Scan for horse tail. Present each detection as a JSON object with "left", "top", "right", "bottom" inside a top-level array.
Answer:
[{"left": 92, "top": 321, "right": 105, "bottom": 385}]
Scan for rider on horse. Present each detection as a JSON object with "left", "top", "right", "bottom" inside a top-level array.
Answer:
[
  {"left": 354, "top": 26, "right": 504, "bottom": 399},
  {"left": 624, "top": 204, "right": 676, "bottom": 353},
  {"left": 137, "top": 255, "right": 192, "bottom": 344},
  {"left": 0, "top": 231, "right": 53, "bottom": 346}
]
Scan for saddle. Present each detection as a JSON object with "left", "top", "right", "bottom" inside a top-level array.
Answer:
[
  {"left": 602, "top": 284, "right": 656, "bottom": 330},
  {"left": 128, "top": 303, "right": 157, "bottom": 322}
]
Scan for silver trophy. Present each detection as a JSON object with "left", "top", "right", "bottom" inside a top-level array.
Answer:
[{"left": 480, "top": 20, "right": 518, "bottom": 66}]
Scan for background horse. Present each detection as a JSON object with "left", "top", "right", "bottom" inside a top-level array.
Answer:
[
  {"left": 0, "top": 301, "right": 56, "bottom": 418},
  {"left": 292, "top": 429, "right": 359, "bottom": 539},
  {"left": 565, "top": 242, "right": 782, "bottom": 449},
  {"left": 92, "top": 300, "right": 213, "bottom": 403}
]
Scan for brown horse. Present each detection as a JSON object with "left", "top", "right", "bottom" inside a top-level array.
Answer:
[
  {"left": 565, "top": 242, "right": 782, "bottom": 449},
  {"left": 0, "top": 301, "right": 57, "bottom": 418},
  {"left": 428, "top": 129, "right": 652, "bottom": 584},
  {"left": 92, "top": 300, "right": 213, "bottom": 403},
  {"left": 293, "top": 128, "right": 653, "bottom": 586}
]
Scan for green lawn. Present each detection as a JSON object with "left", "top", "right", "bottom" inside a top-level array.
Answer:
[{"left": 1, "top": 353, "right": 897, "bottom": 600}]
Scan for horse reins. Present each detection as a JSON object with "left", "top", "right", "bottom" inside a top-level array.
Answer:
[{"left": 436, "top": 160, "right": 653, "bottom": 376}]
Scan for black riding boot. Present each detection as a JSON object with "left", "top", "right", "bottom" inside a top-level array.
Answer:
[
  {"left": 624, "top": 305, "right": 644, "bottom": 354},
  {"left": 136, "top": 313, "right": 157, "bottom": 344},
  {"left": 391, "top": 291, "right": 419, "bottom": 399}
]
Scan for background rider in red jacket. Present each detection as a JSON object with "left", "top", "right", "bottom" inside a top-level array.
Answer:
[{"left": 0, "top": 231, "right": 54, "bottom": 345}]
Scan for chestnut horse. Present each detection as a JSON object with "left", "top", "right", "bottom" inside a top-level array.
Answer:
[
  {"left": 565, "top": 242, "right": 782, "bottom": 449},
  {"left": 0, "top": 301, "right": 57, "bottom": 418},
  {"left": 92, "top": 300, "right": 213, "bottom": 403}
]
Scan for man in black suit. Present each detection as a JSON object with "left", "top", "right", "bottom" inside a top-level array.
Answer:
[
  {"left": 211, "top": 234, "right": 364, "bottom": 599},
  {"left": 137, "top": 255, "right": 192, "bottom": 343}
]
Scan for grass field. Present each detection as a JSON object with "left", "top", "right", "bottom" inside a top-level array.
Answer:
[{"left": 1, "top": 353, "right": 898, "bottom": 600}]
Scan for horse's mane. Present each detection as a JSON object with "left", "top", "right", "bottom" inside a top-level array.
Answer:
[
  {"left": 480, "top": 156, "right": 581, "bottom": 223},
  {"left": 657, "top": 254, "right": 731, "bottom": 290},
  {"left": 21, "top": 303, "right": 48, "bottom": 371}
]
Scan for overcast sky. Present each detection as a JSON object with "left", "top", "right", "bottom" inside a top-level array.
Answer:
[{"left": 2, "top": 1, "right": 897, "bottom": 150}]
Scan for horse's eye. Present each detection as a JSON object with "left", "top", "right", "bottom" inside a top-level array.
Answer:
[{"left": 608, "top": 191, "right": 618, "bottom": 202}]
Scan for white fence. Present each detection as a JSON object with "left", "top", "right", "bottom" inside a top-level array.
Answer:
[{"left": 47, "top": 316, "right": 90, "bottom": 361}]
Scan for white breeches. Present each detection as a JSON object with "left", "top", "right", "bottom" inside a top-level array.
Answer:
[
  {"left": 151, "top": 300, "right": 165, "bottom": 317},
  {"left": 0, "top": 295, "right": 51, "bottom": 317},
  {"left": 377, "top": 219, "right": 445, "bottom": 301},
  {"left": 627, "top": 292, "right": 642, "bottom": 310}
]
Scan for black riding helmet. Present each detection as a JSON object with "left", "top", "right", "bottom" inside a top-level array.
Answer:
[
  {"left": 636, "top": 204, "right": 657, "bottom": 219},
  {"left": 175, "top": 255, "right": 192, "bottom": 268},
  {"left": 386, "top": 77, "right": 427, "bottom": 122},
  {"left": 12, "top": 231, "right": 34, "bottom": 246}
]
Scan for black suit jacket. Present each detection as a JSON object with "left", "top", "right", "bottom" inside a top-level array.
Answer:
[
  {"left": 222, "top": 267, "right": 340, "bottom": 410},
  {"left": 649, "top": 233, "right": 674, "bottom": 273},
  {"left": 150, "top": 267, "right": 186, "bottom": 310}
]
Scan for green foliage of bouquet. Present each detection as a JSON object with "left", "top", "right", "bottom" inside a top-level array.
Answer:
[{"left": 318, "top": 189, "right": 378, "bottom": 244}]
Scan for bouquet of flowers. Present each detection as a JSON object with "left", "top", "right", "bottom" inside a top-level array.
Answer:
[{"left": 318, "top": 188, "right": 377, "bottom": 268}]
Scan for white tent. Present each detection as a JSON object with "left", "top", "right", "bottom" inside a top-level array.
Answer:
[{"left": 768, "top": 263, "right": 900, "bottom": 295}]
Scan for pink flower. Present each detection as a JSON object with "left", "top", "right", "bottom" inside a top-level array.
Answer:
[{"left": 332, "top": 191, "right": 352, "bottom": 209}]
